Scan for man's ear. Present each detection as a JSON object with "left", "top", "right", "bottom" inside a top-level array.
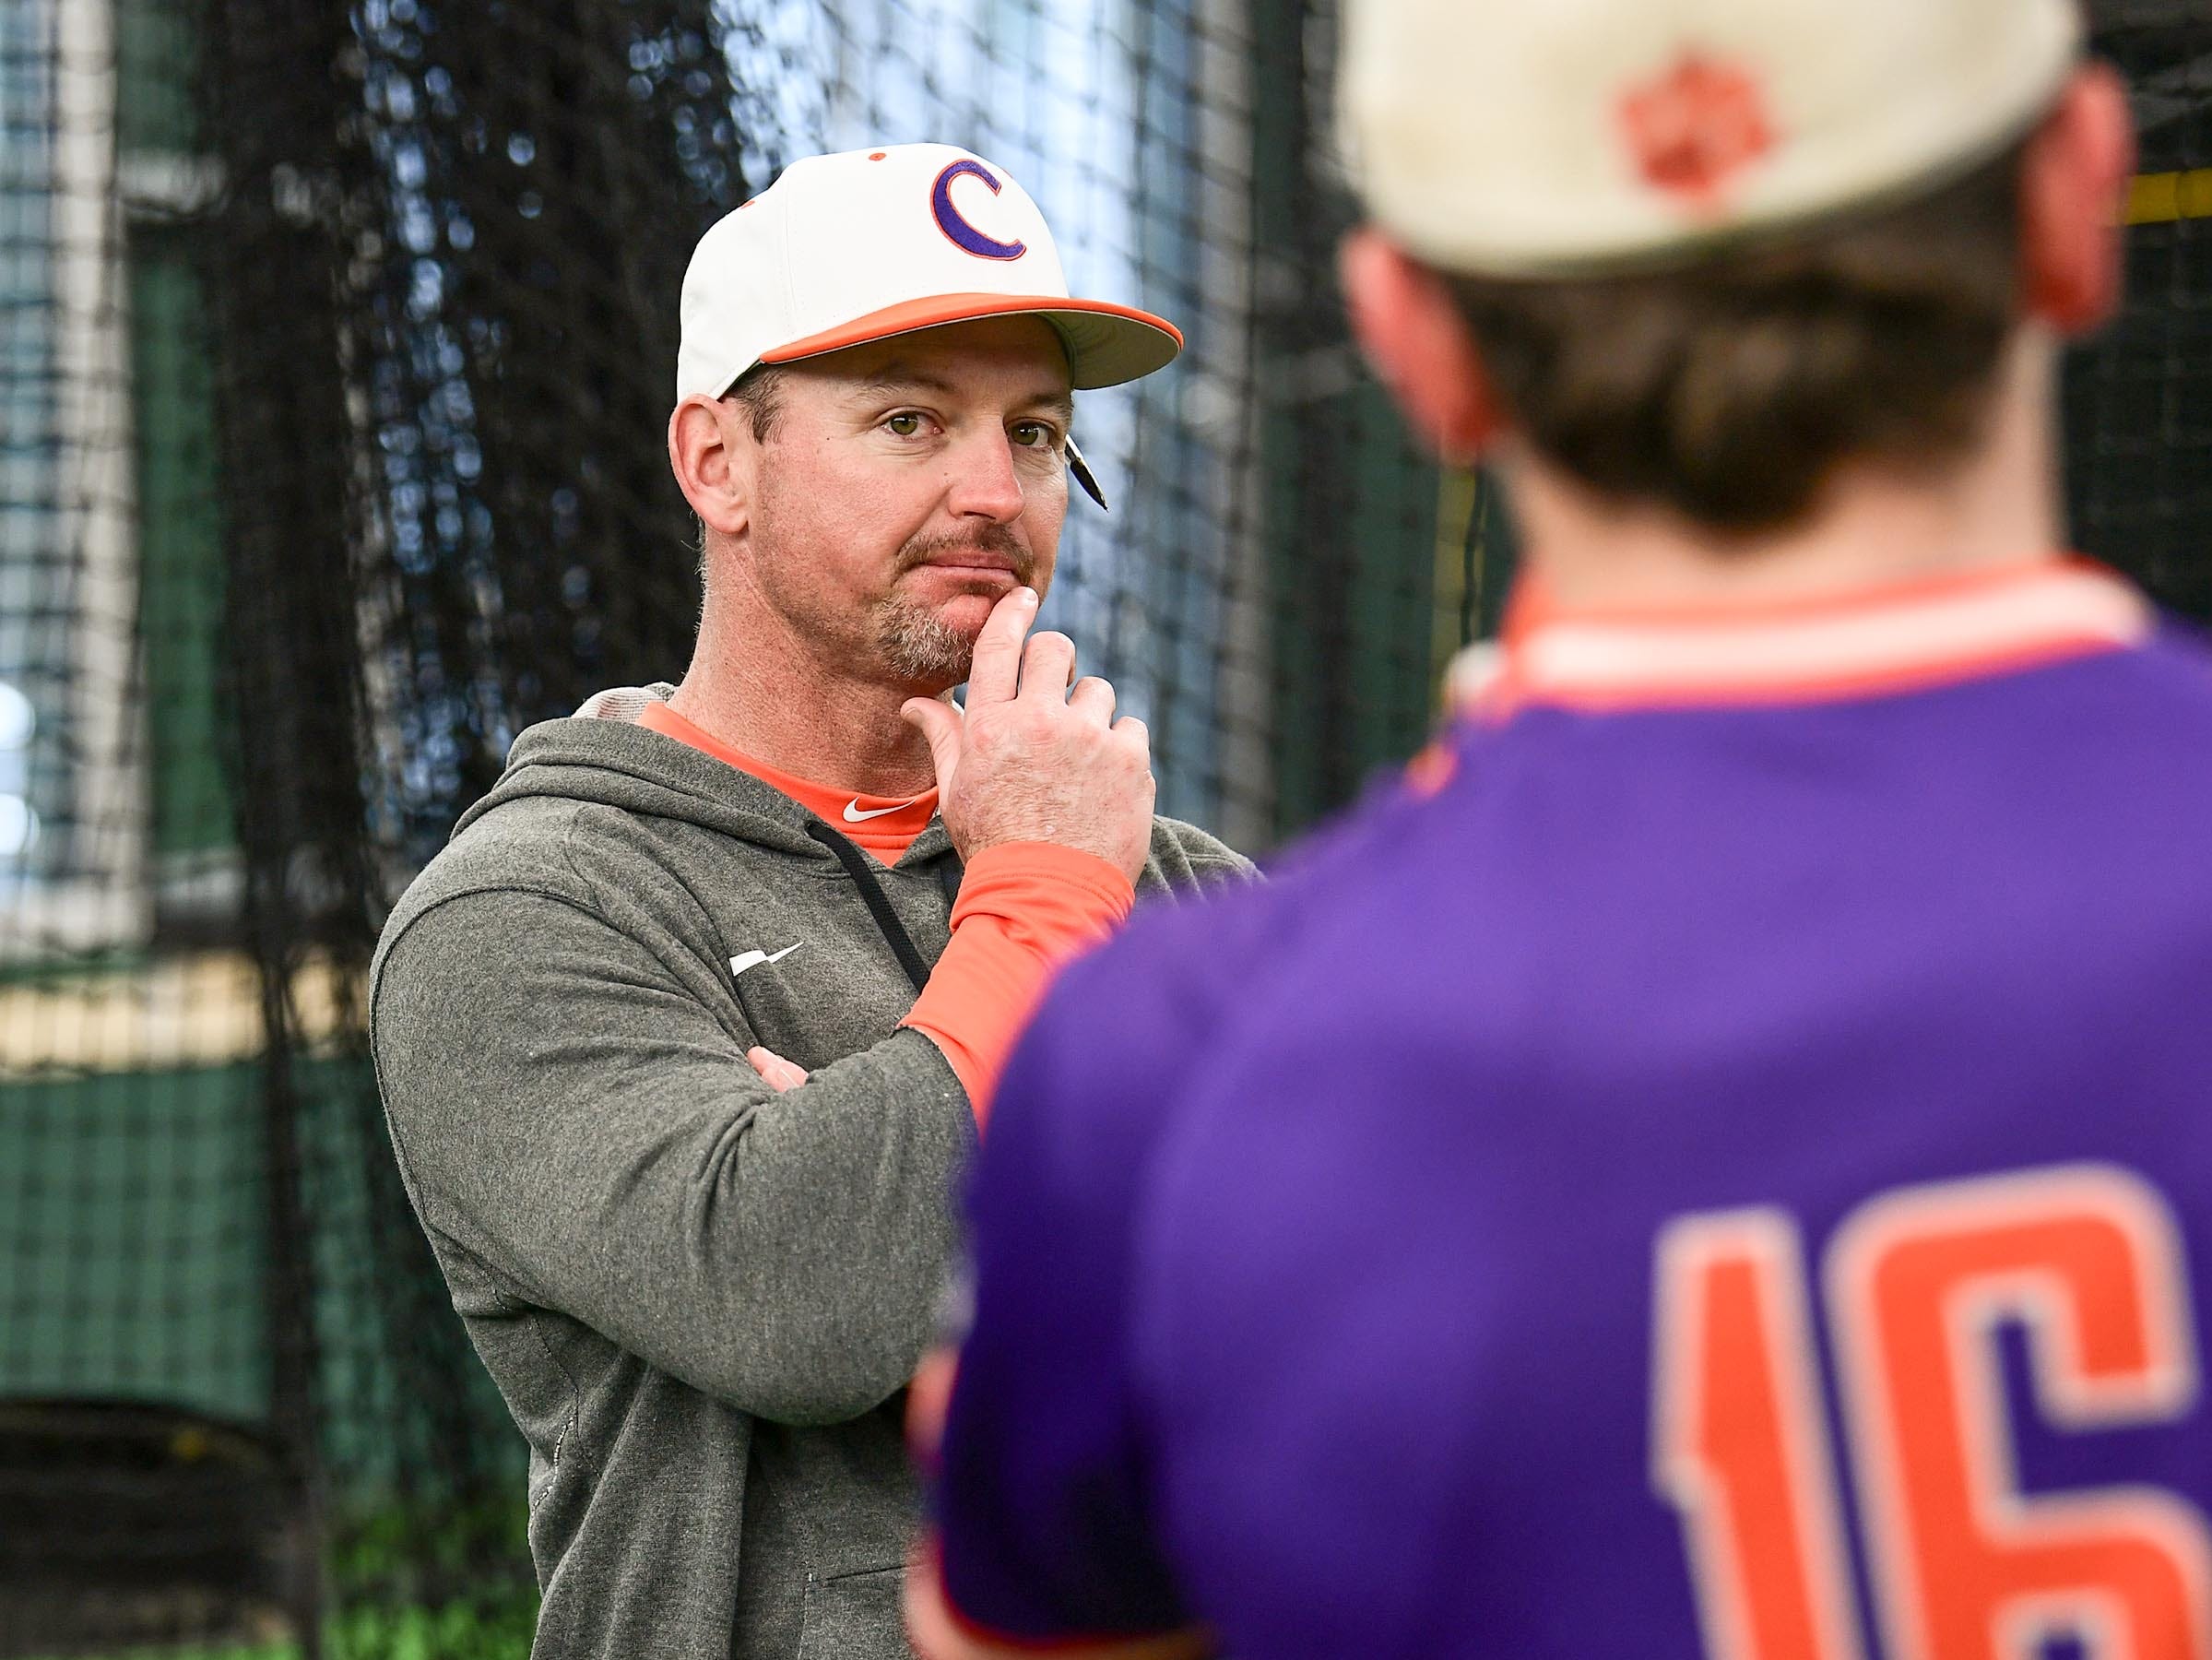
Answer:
[
  {"left": 2021, "top": 61, "right": 2136, "bottom": 334},
  {"left": 668, "top": 394, "right": 751, "bottom": 538},
  {"left": 1340, "top": 227, "right": 1502, "bottom": 463}
]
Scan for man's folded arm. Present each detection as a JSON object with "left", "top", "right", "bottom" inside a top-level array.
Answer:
[{"left": 370, "top": 886, "right": 974, "bottom": 1426}]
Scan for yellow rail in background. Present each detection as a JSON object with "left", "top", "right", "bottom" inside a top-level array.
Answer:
[
  {"left": 1433, "top": 468, "right": 1485, "bottom": 695},
  {"left": 0, "top": 953, "right": 361, "bottom": 1077},
  {"left": 2127, "top": 170, "right": 2212, "bottom": 226}
]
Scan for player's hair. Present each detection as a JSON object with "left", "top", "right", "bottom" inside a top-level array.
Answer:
[{"left": 1446, "top": 144, "right": 2028, "bottom": 539}]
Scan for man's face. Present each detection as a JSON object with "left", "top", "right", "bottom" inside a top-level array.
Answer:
[{"left": 739, "top": 315, "right": 1075, "bottom": 694}]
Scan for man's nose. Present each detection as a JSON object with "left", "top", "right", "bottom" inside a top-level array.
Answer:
[{"left": 942, "top": 431, "right": 1025, "bottom": 524}]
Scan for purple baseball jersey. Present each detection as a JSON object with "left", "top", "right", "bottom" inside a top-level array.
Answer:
[{"left": 932, "top": 561, "right": 2212, "bottom": 1660}]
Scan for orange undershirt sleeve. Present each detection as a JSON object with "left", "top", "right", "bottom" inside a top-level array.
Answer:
[{"left": 901, "top": 842, "right": 1135, "bottom": 1123}]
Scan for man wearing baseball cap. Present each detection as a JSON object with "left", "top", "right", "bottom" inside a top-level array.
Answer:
[
  {"left": 916, "top": 2, "right": 2212, "bottom": 1657},
  {"left": 371, "top": 142, "right": 1248, "bottom": 1658}
]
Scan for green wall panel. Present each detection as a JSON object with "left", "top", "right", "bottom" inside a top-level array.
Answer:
[{"left": 0, "top": 1061, "right": 266, "bottom": 1423}]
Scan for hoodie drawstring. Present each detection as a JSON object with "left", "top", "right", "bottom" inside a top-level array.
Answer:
[{"left": 805, "top": 819, "right": 933, "bottom": 994}]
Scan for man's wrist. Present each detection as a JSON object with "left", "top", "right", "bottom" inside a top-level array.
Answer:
[{"left": 952, "top": 842, "right": 1136, "bottom": 931}]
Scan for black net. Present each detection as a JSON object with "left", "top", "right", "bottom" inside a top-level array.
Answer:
[
  {"left": 2068, "top": 0, "right": 2212, "bottom": 618},
  {"left": 0, "top": 0, "right": 2203, "bottom": 1654}
]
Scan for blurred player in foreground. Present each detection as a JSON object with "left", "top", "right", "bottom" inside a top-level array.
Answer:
[{"left": 910, "top": 0, "right": 2212, "bottom": 1656}]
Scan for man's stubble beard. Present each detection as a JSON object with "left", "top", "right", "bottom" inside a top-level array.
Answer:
[
  {"left": 872, "top": 526, "right": 1038, "bottom": 691},
  {"left": 743, "top": 464, "right": 1042, "bottom": 693},
  {"left": 874, "top": 599, "right": 979, "bottom": 689}
]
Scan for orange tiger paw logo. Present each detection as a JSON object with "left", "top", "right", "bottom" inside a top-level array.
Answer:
[{"left": 1620, "top": 51, "right": 1777, "bottom": 210}]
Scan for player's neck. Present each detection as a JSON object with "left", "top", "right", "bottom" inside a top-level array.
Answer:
[
  {"left": 1507, "top": 333, "right": 2065, "bottom": 613},
  {"left": 669, "top": 574, "right": 940, "bottom": 801}
]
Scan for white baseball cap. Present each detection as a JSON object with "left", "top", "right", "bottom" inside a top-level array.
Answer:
[
  {"left": 675, "top": 143, "right": 1183, "bottom": 402},
  {"left": 1340, "top": 0, "right": 2085, "bottom": 278}
]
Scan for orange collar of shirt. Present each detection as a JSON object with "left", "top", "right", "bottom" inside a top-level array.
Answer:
[{"left": 638, "top": 701, "right": 940, "bottom": 858}]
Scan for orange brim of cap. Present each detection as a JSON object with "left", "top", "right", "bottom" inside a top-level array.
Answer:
[{"left": 757, "top": 291, "right": 1183, "bottom": 390}]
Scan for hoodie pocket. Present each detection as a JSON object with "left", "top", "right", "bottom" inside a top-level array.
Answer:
[{"left": 797, "top": 1562, "right": 907, "bottom": 1660}]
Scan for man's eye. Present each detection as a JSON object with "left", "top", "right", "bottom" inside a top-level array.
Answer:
[
  {"left": 1011, "top": 422, "right": 1055, "bottom": 448},
  {"left": 885, "top": 412, "right": 924, "bottom": 437}
]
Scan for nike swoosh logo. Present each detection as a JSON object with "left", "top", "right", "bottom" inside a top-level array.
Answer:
[
  {"left": 843, "top": 797, "right": 919, "bottom": 824},
  {"left": 729, "top": 943, "right": 803, "bottom": 978}
]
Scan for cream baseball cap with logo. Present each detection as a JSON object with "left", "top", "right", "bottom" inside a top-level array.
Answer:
[
  {"left": 1340, "top": 0, "right": 2084, "bottom": 277},
  {"left": 675, "top": 143, "right": 1183, "bottom": 402}
]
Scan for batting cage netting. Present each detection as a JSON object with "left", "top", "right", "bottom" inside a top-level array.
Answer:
[{"left": 0, "top": 0, "right": 2205, "bottom": 1653}]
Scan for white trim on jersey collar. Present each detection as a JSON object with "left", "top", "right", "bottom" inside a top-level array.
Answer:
[{"left": 1454, "top": 560, "right": 2151, "bottom": 717}]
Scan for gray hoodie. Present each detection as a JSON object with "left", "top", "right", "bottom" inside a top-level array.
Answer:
[{"left": 369, "top": 710, "right": 1250, "bottom": 1658}]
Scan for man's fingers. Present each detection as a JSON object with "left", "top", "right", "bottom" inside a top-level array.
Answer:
[
  {"left": 1113, "top": 714, "right": 1151, "bottom": 754},
  {"left": 964, "top": 586, "right": 1038, "bottom": 706},
  {"left": 900, "top": 696, "right": 965, "bottom": 791},
  {"left": 1068, "top": 675, "right": 1117, "bottom": 726},
  {"left": 1018, "top": 631, "right": 1077, "bottom": 701},
  {"left": 746, "top": 1046, "right": 809, "bottom": 1093}
]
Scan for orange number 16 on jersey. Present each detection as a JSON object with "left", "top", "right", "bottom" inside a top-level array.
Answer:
[{"left": 1653, "top": 1166, "right": 2211, "bottom": 1660}]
